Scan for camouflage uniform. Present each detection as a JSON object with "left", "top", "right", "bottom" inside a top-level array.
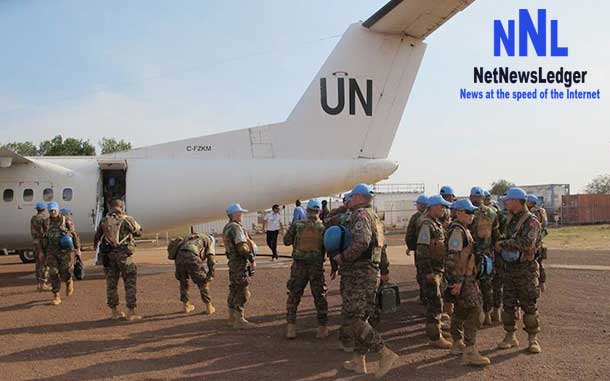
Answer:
[
  {"left": 223, "top": 221, "right": 254, "bottom": 313},
  {"left": 31, "top": 213, "right": 48, "bottom": 284},
  {"left": 175, "top": 233, "right": 216, "bottom": 304},
  {"left": 530, "top": 206, "right": 548, "bottom": 287},
  {"left": 45, "top": 215, "right": 80, "bottom": 293},
  {"left": 405, "top": 210, "right": 425, "bottom": 302},
  {"left": 369, "top": 244, "right": 389, "bottom": 328},
  {"left": 95, "top": 210, "right": 142, "bottom": 309},
  {"left": 338, "top": 205, "right": 386, "bottom": 355},
  {"left": 446, "top": 221, "right": 482, "bottom": 346},
  {"left": 469, "top": 204, "right": 499, "bottom": 315},
  {"left": 283, "top": 214, "right": 328, "bottom": 325},
  {"left": 416, "top": 215, "right": 446, "bottom": 340},
  {"left": 497, "top": 208, "right": 542, "bottom": 334},
  {"left": 492, "top": 206, "right": 507, "bottom": 309}
]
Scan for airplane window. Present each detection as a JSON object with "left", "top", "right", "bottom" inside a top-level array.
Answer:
[
  {"left": 43, "top": 188, "right": 53, "bottom": 201},
  {"left": 3, "top": 189, "right": 13, "bottom": 202},
  {"left": 23, "top": 188, "right": 34, "bottom": 202},
  {"left": 63, "top": 188, "right": 73, "bottom": 201}
]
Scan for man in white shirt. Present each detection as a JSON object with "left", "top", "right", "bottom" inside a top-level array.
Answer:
[{"left": 264, "top": 204, "right": 283, "bottom": 260}]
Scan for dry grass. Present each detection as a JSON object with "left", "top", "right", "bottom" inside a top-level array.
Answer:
[{"left": 546, "top": 224, "right": 610, "bottom": 251}]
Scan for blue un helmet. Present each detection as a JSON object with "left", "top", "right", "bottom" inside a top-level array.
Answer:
[
  {"left": 47, "top": 202, "right": 59, "bottom": 211},
  {"left": 60, "top": 234, "right": 74, "bottom": 250},
  {"left": 470, "top": 186, "right": 485, "bottom": 197},
  {"left": 226, "top": 203, "right": 248, "bottom": 215},
  {"left": 440, "top": 186, "right": 455, "bottom": 197},
  {"left": 60, "top": 208, "right": 72, "bottom": 216},
  {"left": 526, "top": 194, "right": 539, "bottom": 204},
  {"left": 324, "top": 225, "right": 351, "bottom": 256},
  {"left": 343, "top": 192, "right": 352, "bottom": 203},
  {"left": 427, "top": 195, "right": 452, "bottom": 208},
  {"left": 35, "top": 201, "right": 46, "bottom": 211},
  {"left": 307, "top": 199, "right": 322, "bottom": 211},
  {"left": 504, "top": 187, "right": 527, "bottom": 201},
  {"left": 416, "top": 195, "right": 428, "bottom": 206},
  {"left": 451, "top": 199, "right": 478, "bottom": 213},
  {"left": 483, "top": 190, "right": 491, "bottom": 198},
  {"left": 350, "top": 183, "right": 374, "bottom": 197}
]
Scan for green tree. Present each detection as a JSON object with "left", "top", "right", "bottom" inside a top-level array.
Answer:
[
  {"left": 2, "top": 141, "right": 38, "bottom": 156},
  {"left": 37, "top": 135, "right": 96, "bottom": 156},
  {"left": 584, "top": 174, "right": 610, "bottom": 194},
  {"left": 99, "top": 137, "right": 132, "bottom": 154},
  {"left": 490, "top": 179, "right": 515, "bottom": 195}
]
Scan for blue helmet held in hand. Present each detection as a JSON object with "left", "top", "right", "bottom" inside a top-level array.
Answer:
[
  {"left": 324, "top": 225, "right": 350, "bottom": 256},
  {"left": 60, "top": 234, "right": 74, "bottom": 250}
]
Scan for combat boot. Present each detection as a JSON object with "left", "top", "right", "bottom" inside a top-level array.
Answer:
[
  {"left": 126, "top": 308, "right": 142, "bottom": 321},
  {"left": 375, "top": 346, "right": 399, "bottom": 379},
  {"left": 430, "top": 336, "right": 452, "bottom": 349},
  {"left": 183, "top": 301, "right": 195, "bottom": 313},
  {"left": 227, "top": 309, "right": 236, "bottom": 326},
  {"left": 286, "top": 323, "right": 297, "bottom": 339},
  {"left": 483, "top": 311, "right": 492, "bottom": 326},
  {"left": 51, "top": 292, "right": 62, "bottom": 306},
  {"left": 232, "top": 310, "right": 255, "bottom": 330},
  {"left": 204, "top": 302, "right": 216, "bottom": 315},
  {"left": 316, "top": 325, "right": 329, "bottom": 339},
  {"left": 41, "top": 283, "right": 51, "bottom": 291},
  {"left": 343, "top": 354, "right": 367, "bottom": 374},
  {"left": 497, "top": 332, "right": 519, "bottom": 349},
  {"left": 441, "top": 330, "right": 452, "bottom": 339},
  {"left": 111, "top": 307, "right": 125, "bottom": 320},
  {"left": 528, "top": 334, "right": 542, "bottom": 354},
  {"left": 491, "top": 307, "right": 502, "bottom": 324},
  {"left": 450, "top": 340, "right": 466, "bottom": 355},
  {"left": 66, "top": 279, "right": 74, "bottom": 297},
  {"left": 462, "top": 346, "right": 491, "bottom": 366}
]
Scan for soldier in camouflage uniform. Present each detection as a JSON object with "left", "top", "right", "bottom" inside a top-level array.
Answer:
[
  {"left": 94, "top": 199, "right": 143, "bottom": 321},
  {"left": 175, "top": 233, "right": 216, "bottom": 315},
  {"left": 45, "top": 202, "right": 81, "bottom": 305},
  {"left": 333, "top": 184, "right": 398, "bottom": 378},
  {"left": 496, "top": 188, "right": 542, "bottom": 354},
  {"left": 469, "top": 187, "right": 500, "bottom": 326},
  {"left": 439, "top": 186, "right": 456, "bottom": 230},
  {"left": 31, "top": 202, "right": 50, "bottom": 291},
  {"left": 283, "top": 199, "right": 329, "bottom": 340},
  {"left": 405, "top": 195, "right": 428, "bottom": 304},
  {"left": 491, "top": 198, "right": 509, "bottom": 323},
  {"left": 527, "top": 194, "right": 548, "bottom": 292},
  {"left": 223, "top": 203, "right": 256, "bottom": 329},
  {"left": 445, "top": 199, "right": 490, "bottom": 366},
  {"left": 416, "top": 195, "right": 453, "bottom": 349},
  {"left": 325, "top": 193, "right": 354, "bottom": 352}
]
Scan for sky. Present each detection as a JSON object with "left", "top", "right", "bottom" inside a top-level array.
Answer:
[{"left": 0, "top": 0, "right": 608, "bottom": 196}]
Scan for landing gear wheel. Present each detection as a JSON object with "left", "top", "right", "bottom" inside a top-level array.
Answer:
[{"left": 19, "top": 250, "right": 36, "bottom": 264}]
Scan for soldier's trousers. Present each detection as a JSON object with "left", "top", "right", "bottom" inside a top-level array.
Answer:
[
  {"left": 492, "top": 256, "right": 505, "bottom": 309},
  {"left": 450, "top": 279, "right": 482, "bottom": 346},
  {"left": 340, "top": 263, "right": 384, "bottom": 355},
  {"left": 227, "top": 257, "right": 250, "bottom": 312},
  {"left": 479, "top": 278, "right": 493, "bottom": 313},
  {"left": 414, "top": 252, "right": 425, "bottom": 303},
  {"left": 417, "top": 266, "right": 443, "bottom": 340},
  {"left": 34, "top": 241, "right": 48, "bottom": 283},
  {"left": 175, "top": 253, "right": 212, "bottom": 304},
  {"left": 502, "top": 260, "right": 540, "bottom": 335},
  {"left": 286, "top": 260, "right": 328, "bottom": 325},
  {"left": 47, "top": 250, "right": 74, "bottom": 293},
  {"left": 104, "top": 251, "right": 138, "bottom": 309}
]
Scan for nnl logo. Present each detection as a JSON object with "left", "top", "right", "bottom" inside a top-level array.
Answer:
[
  {"left": 494, "top": 9, "right": 568, "bottom": 57},
  {"left": 320, "top": 76, "right": 373, "bottom": 116}
]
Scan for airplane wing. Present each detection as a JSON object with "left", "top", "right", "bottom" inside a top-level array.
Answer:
[
  {"left": 363, "top": 0, "right": 475, "bottom": 39},
  {"left": 0, "top": 147, "right": 34, "bottom": 168}
]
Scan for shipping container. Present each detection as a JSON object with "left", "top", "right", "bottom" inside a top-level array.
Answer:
[{"left": 561, "top": 194, "right": 610, "bottom": 225}]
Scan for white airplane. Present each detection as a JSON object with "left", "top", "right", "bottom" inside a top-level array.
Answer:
[{"left": 0, "top": 0, "right": 475, "bottom": 262}]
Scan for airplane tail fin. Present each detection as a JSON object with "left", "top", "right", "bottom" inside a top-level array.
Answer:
[{"left": 272, "top": 0, "right": 474, "bottom": 160}]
